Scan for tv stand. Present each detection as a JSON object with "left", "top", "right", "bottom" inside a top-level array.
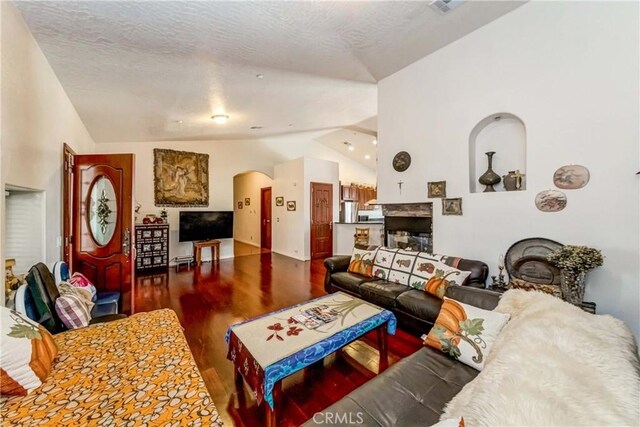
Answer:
[{"left": 193, "top": 240, "right": 221, "bottom": 266}]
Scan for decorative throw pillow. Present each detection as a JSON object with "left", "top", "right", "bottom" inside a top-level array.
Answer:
[
  {"left": 55, "top": 283, "right": 94, "bottom": 330},
  {"left": 347, "top": 245, "right": 378, "bottom": 277},
  {"left": 67, "top": 272, "right": 97, "bottom": 300},
  {"left": 409, "top": 255, "right": 471, "bottom": 298},
  {"left": 510, "top": 278, "right": 561, "bottom": 298},
  {"left": 425, "top": 297, "right": 510, "bottom": 370},
  {"left": 0, "top": 306, "right": 58, "bottom": 395}
]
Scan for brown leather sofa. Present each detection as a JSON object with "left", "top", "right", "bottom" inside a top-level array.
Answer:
[
  {"left": 323, "top": 254, "right": 489, "bottom": 336},
  {"left": 304, "top": 286, "right": 501, "bottom": 427}
]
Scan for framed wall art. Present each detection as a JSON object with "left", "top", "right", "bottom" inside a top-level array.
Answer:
[
  {"left": 287, "top": 201, "right": 296, "bottom": 211},
  {"left": 442, "top": 198, "right": 463, "bottom": 216},
  {"left": 154, "top": 148, "right": 209, "bottom": 207},
  {"left": 238, "top": 201, "right": 243, "bottom": 209},
  {"left": 428, "top": 181, "right": 447, "bottom": 198},
  {"left": 244, "top": 198, "right": 250, "bottom": 206},
  {"left": 275, "top": 196, "right": 284, "bottom": 207}
]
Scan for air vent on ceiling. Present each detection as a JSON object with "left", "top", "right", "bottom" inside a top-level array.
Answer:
[{"left": 429, "top": 0, "right": 464, "bottom": 15}]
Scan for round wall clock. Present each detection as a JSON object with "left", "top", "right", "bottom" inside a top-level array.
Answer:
[{"left": 392, "top": 151, "right": 411, "bottom": 172}]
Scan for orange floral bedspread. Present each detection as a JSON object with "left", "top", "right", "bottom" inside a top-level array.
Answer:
[{"left": 1, "top": 309, "right": 222, "bottom": 426}]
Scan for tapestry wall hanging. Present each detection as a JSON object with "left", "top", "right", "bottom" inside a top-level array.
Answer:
[{"left": 154, "top": 148, "right": 209, "bottom": 207}]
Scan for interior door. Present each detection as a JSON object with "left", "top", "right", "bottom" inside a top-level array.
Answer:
[
  {"left": 310, "top": 182, "right": 333, "bottom": 259},
  {"left": 260, "top": 187, "right": 272, "bottom": 250},
  {"left": 72, "top": 154, "right": 135, "bottom": 314}
]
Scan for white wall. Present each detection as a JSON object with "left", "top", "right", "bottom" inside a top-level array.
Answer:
[
  {"left": 233, "top": 171, "right": 273, "bottom": 247},
  {"left": 97, "top": 133, "right": 365, "bottom": 262},
  {"left": 1, "top": 2, "right": 96, "bottom": 272},
  {"left": 378, "top": 2, "right": 639, "bottom": 336},
  {"left": 272, "top": 158, "right": 306, "bottom": 260}
]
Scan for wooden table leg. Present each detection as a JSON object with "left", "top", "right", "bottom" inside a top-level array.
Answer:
[
  {"left": 234, "top": 369, "right": 246, "bottom": 407},
  {"left": 377, "top": 324, "right": 389, "bottom": 372},
  {"left": 265, "top": 380, "right": 281, "bottom": 427}
]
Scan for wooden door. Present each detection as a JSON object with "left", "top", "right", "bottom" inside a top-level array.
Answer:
[
  {"left": 310, "top": 182, "right": 333, "bottom": 259},
  {"left": 260, "top": 187, "right": 272, "bottom": 250},
  {"left": 72, "top": 154, "right": 135, "bottom": 314}
]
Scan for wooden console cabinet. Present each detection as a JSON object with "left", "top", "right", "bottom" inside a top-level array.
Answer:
[{"left": 135, "top": 224, "right": 169, "bottom": 271}]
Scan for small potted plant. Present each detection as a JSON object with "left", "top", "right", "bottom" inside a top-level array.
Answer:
[{"left": 547, "top": 245, "right": 604, "bottom": 306}]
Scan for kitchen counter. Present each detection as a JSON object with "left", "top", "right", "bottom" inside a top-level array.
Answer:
[
  {"left": 334, "top": 222, "right": 384, "bottom": 255},
  {"left": 335, "top": 221, "right": 383, "bottom": 225}
]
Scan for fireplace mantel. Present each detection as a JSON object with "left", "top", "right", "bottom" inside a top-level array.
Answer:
[{"left": 381, "top": 203, "right": 433, "bottom": 217}]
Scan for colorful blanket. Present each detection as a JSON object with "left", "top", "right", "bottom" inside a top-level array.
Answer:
[{"left": 1, "top": 309, "right": 223, "bottom": 426}]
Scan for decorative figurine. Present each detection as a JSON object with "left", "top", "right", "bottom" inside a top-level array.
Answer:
[{"left": 492, "top": 254, "right": 507, "bottom": 290}]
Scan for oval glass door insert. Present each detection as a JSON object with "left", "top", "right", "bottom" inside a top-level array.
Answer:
[{"left": 89, "top": 176, "right": 117, "bottom": 245}]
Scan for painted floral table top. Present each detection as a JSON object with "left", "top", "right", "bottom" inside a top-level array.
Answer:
[{"left": 229, "top": 292, "right": 386, "bottom": 368}]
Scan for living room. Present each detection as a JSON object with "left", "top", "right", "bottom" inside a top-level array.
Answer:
[{"left": 1, "top": 1, "right": 639, "bottom": 426}]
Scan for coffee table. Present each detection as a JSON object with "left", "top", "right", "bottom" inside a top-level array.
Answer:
[{"left": 225, "top": 292, "right": 397, "bottom": 426}]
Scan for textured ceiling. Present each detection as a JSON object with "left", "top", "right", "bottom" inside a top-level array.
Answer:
[{"left": 15, "top": 1, "right": 525, "bottom": 143}]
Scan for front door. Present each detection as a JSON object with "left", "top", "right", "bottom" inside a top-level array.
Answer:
[
  {"left": 310, "top": 182, "right": 333, "bottom": 259},
  {"left": 72, "top": 154, "right": 135, "bottom": 314},
  {"left": 260, "top": 187, "right": 272, "bottom": 250}
]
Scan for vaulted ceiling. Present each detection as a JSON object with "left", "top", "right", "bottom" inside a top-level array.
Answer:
[{"left": 16, "top": 1, "right": 524, "bottom": 144}]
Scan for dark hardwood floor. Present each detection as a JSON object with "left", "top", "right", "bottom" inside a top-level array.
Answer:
[{"left": 134, "top": 248, "right": 422, "bottom": 426}]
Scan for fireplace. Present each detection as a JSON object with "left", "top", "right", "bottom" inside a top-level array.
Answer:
[{"left": 382, "top": 203, "right": 433, "bottom": 252}]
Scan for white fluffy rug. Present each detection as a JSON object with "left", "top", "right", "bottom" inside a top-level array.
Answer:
[{"left": 442, "top": 290, "right": 640, "bottom": 426}]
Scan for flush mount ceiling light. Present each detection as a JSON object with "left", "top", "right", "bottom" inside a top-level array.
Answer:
[
  {"left": 343, "top": 141, "right": 355, "bottom": 151},
  {"left": 364, "top": 154, "right": 371, "bottom": 160},
  {"left": 211, "top": 114, "right": 229, "bottom": 124}
]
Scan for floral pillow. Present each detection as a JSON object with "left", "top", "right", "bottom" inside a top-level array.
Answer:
[
  {"left": 347, "top": 245, "right": 378, "bottom": 277},
  {"left": 0, "top": 306, "right": 58, "bottom": 395},
  {"left": 409, "top": 255, "right": 471, "bottom": 298},
  {"left": 424, "top": 297, "right": 510, "bottom": 370}
]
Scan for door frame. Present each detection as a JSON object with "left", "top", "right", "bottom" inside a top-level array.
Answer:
[
  {"left": 310, "top": 181, "right": 333, "bottom": 259},
  {"left": 260, "top": 186, "right": 272, "bottom": 250},
  {"left": 62, "top": 143, "right": 76, "bottom": 264}
]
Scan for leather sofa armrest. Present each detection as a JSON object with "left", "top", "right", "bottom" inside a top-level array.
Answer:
[
  {"left": 323, "top": 256, "right": 351, "bottom": 274},
  {"left": 445, "top": 286, "right": 502, "bottom": 310}
]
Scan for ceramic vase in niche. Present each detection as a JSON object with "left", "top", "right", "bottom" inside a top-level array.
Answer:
[
  {"left": 503, "top": 170, "right": 525, "bottom": 191},
  {"left": 478, "top": 151, "right": 501, "bottom": 192},
  {"left": 560, "top": 270, "right": 586, "bottom": 306}
]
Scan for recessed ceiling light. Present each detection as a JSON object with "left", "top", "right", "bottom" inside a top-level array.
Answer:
[
  {"left": 365, "top": 154, "right": 371, "bottom": 160},
  {"left": 177, "top": 120, "right": 184, "bottom": 124},
  {"left": 211, "top": 114, "right": 229, "bottom": 124},
  {"left": 256, "top": 74, "right": 264, "bottom": 79},
  {"left": 372, "top": 139, "right": 377, "bottom": 145},
  {"left": 250, "top": 126, "right": 263, "bottom": 130},
  {"left": 348, "top": 145, "right": 355, "bottom": 151}
]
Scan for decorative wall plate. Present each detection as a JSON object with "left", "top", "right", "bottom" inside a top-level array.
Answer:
[
  {"left": 392, "top": 151, "right": 411, "bottom": 172},
  {"left": 535, "top": 190, "right": 567, "bottom": 212},
  {"left": 553, "top": 165, "right": 589, "bottom": 189}
]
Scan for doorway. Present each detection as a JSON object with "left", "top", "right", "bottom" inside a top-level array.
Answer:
[
  {"left": 310, "top": 182, "right": 333, "bottom": 259},
  {"left": 260, "top": 187, "right": 272, "bottom": 250}
]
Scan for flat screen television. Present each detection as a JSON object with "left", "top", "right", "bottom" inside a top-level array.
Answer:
[{"left": 179, "top": 211, "right": 234, "bottom": 242}]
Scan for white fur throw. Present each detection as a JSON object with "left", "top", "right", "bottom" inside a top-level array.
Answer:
[{"left": 442, "top": 290, "right": 640, "bottom": 426}]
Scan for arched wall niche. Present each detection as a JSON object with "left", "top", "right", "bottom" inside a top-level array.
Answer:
[{"left": 469, "top": 112, "right": 527, "bottom": 193}]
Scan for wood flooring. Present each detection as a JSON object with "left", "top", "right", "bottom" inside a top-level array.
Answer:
[{"left": 134, "top": 245, "right": 422, "bottom": 426}]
